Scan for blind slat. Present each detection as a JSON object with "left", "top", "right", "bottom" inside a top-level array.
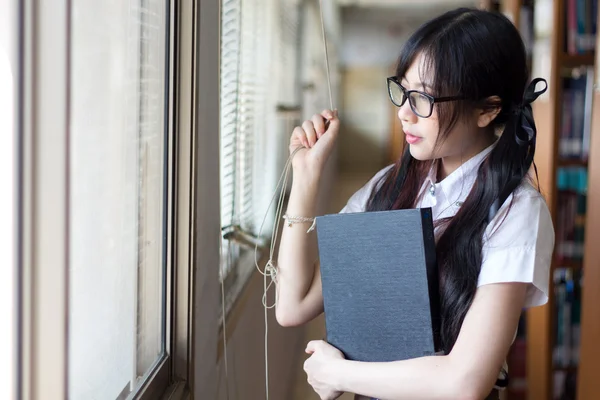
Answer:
[{"left": 219, "top": 0, "right": 300, "bottom": 280}]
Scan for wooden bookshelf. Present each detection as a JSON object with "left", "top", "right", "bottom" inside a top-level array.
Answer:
[
  {"left": 504, "top": 0, "right": 600, "bottom": 398},
  {"left": 557, "top": 158, "right": 589, "bottom": 168},
  {"left": 561, "top": 53, "right": 596, "bottom": 68},
  {"left": 576, "top": 28, "right": 600, "bottom": 399},
  {"left": 556, "top": 258, "right": 584, "bottom": 271}
]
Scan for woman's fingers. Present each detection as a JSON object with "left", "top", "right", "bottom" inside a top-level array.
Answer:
[
  {"left": 302, "top": 120, "right": 317, "bottom": 147},
  {"left": 320, "top": 109, "right": 336, "bottom": 137},
  {"left": 290, "top": 109, "right": 338, "bottom": 152},
  {"left": 291, "top": 126, "right": 309, "bottom": 149},
  {"left": 312, "top": 113, "right": 327, "bottom": 139},
  {"left": 311, "top": 109, "right": 339, "bottom": 153},
  {"left": 320, "top": 109, "right": 334, "bottom": 121}
]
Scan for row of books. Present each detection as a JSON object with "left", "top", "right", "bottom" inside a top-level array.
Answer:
[
  {"left": 506, "top": 315, "right": 528, "bottom": 400},
  {"left": 555, "top": 167, "right": 588, "bottom": 262},
  {"left": 560, "top": 69, "right": 594, "bottom": 161},
  {"left": 557, "top": 3, "right": 592, "bottom": 400},
  {"left": 554, "top": 368, "right": 578, "bottom": 400},
  {"left": 553, "top": 267, "right": 583, "bottom": 368},
  {"left": 507, "top": 266, "right": 583, "bottom": 400},
  {"left": 563, "top": 0, "right": 598, "bottom": 54},
  {"left": 553, "top": 263, "right": 581, "bottom": 400}
]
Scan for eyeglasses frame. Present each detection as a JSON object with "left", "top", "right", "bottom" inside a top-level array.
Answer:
[{"left": 386, "top": 76, "right": 465, "bottom": 118}]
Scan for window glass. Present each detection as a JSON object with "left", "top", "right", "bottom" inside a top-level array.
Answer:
[{"left": 69, "top": 1, "right": 169, "bottom": 398}]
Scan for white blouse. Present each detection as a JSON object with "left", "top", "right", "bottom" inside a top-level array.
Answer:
[
  {"left": 338, "top": 144, "right": 554, "bottom": 390},
  {"left": 339, "top": 143, "right": 555, "bottom": 309}
]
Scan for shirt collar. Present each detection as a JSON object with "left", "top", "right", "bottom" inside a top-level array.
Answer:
[{"left": 424, "top": 141, "right": 497, "bottom": 207}]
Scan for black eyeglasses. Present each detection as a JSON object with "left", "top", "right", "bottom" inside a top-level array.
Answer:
[{"left": 387, "top": 76, "right": 464, "bottom": 118}]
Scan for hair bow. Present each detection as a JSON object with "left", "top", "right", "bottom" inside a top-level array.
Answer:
[
  {"left": 487, "top": 77, "right": 548, "bottom": 224},
  {"left": 514, "top": 77, "right": 548, "bottom": 149}
]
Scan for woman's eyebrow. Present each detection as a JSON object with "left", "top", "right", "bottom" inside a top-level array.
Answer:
[{"left": 401, "top": 78, "right": 433, "bottom": 90}]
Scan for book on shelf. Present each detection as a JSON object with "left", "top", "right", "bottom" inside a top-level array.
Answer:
[
  {"left": 507, "top": 314, "right": 528, "bottom": 400},
  {"left": 554, "top": 367, "right": 579, "bottom": 400},
  {"left": 519, "top": 0, "right": 535, "bottom": 59},
  {"left": 552, "top": 267, "right": 583, "bottom": 400},
  {"left": 556, "top": 167, "right": 587, "bottom": 262},
  {"left": 552, "top": 267, "right": 583, "bottom": 368},
  {"left": 564, "top": 0, "right": 598, "bottom": 54},
  {"left": 560, "top": 67, "right": 594, "bottom": 161}
]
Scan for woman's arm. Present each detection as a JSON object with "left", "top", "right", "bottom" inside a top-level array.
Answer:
[
  {"left": 274, "top": 173, "right": 325, "bottom": 327},
  {"left": 308, "top": 282, "right": 527, "bottom": 400},
  {"left": 275, "top": 110, "right": 340, "bottom": 327}
]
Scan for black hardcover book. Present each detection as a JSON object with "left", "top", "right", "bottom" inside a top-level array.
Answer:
[{"left": 315, "top": 208, "right": 441, "bottom": 362}]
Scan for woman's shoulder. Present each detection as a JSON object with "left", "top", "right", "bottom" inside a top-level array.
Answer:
[
  {"left": 339, "top": 164, "right": 395, "bottom": 214},
  {"left": 479, "top": 180, "right": 555, "bottom": 308},
  {"left": 485, "top": 179, "right": 554, "bottom": 248}
]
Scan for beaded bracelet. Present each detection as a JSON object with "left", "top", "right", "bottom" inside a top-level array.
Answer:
[{"left": 282, "top": 214, "right": 317, "bottom": 233}]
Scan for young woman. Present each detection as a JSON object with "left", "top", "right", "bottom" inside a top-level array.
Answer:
[{"left": 275, "top": 8, "right": 554, "bottom": 400}]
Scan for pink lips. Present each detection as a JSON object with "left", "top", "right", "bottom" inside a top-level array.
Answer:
[{"left": 405, "top": 132, "right": 422, "bottom": 145}]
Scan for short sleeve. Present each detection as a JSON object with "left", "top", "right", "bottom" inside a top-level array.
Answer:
[
  {"left": 339, "top": 165, "right": 394, "bottom": 214},
  {"left": 477, "top": 184, "right": 555, "bottom": 308}
]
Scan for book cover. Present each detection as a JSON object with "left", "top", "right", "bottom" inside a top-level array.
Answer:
[{"left": 315, "top": 208, "right": 440, "bottom": 362}]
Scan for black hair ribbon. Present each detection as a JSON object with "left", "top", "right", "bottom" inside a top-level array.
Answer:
[{"left": 487, "top": 78, "right": 548, "bottom": 223}]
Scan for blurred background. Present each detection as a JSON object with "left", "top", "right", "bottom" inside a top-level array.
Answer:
[{"left": 3, "top": 0, "right": 599, "bottom": 399}]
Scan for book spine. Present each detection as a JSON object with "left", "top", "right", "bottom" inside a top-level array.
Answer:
[
  {"left": 576, "top": 0, "right": 586, "bottom": 52},
  {"left": 582, "top": 67, "right": 594, "bottom": 161},
  {"left": 568, "top": 0, "right": 578, "bottom": 54},
  {"left": 560, "top": 88, "right": 572, "bottom": 159},
  {"left": 556, "top": 166, "right": 588, "bottom": 261},
  {"left": 420, "top": 207, "right": 441, "bottom": 353},
  {"left": 553, "top": 267, "right": 583, "bottom": 368},
  {"left": 560, "top": 67, "right": 592, "bottom": 161}
]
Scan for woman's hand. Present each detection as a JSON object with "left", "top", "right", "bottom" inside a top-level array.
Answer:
[
  {"left": 304, "top": 340, "right": 345, "bottom": 400},
  {"left": 289, "top": 109, "right": 340, "bottom": 177}
]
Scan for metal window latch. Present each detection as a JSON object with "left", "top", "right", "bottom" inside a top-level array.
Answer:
[{"left": 221, "top": 224, "right": 266, "bottom": 251}]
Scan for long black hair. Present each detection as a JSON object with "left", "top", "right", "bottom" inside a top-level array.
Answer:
[{"left": 367, "top": 8, "right": 546, "bottom": 353}]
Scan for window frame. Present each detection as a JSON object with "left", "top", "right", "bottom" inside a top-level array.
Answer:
[
  {"left": 190, "top": 0, "right": 221, "bottom": 397},
  {"left": 17, "top": 0, "right": 70, "bottom": 397},
  {"left": 16, "top": 0, "right": 207, "bottom": 398}
]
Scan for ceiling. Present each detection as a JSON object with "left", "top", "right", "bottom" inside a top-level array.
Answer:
[
  {"left": 337, "top": 0, "right": 477, "bottom": 67},
  {"left": 340, "top": 0, "right": 476, "bottom": 38},
  {"left": 337, "top": 0, "right": 477, "bottom": 8}
]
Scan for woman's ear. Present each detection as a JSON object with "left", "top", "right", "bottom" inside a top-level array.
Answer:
[{"left": 477, "top": 95, "right": 502, "bottom": 128}]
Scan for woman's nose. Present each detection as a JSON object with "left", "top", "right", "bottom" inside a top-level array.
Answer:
[{"left": 397, "top": 99, "right": 417, "bottom": 124}]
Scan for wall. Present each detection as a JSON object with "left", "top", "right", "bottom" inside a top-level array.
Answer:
[
  {"left": 337, "top": 4, "right": 472, "bottom": 173},
  {"left": 338, "top": 6, "right": 419, "bottom": 174},
  {"left": 0, "top": 0, "right": 12, "bottom": 53},
  {"left": 0, "top": 0, "right": 15, "bottom": 399},
  {"left": 215, "top": 272, "right": 306, "bottom": 400},
  {"left": 339, "top": 66, "right": 392, "bottom": 173}
]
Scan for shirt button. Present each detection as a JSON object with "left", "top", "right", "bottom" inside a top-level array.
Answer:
[{"left": 429, "top": 182, "right": 435, "bottom": 196}]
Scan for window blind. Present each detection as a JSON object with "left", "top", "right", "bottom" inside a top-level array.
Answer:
[
  {"left": 219, "top": 0, "right": 241, "bottom": 236},
  {"left": 219, "top": 0, "right": 301, "bottom": 283}
]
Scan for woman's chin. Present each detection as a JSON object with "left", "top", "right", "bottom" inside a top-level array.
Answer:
[{"left": 408, "top": 143, "right": 433, "bottom": 161}]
